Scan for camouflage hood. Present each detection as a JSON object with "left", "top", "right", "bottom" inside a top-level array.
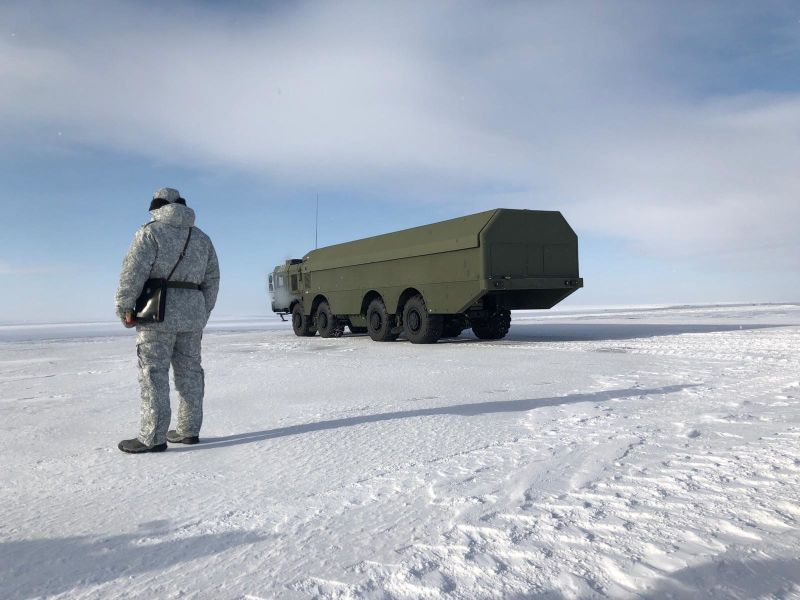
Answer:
[{"left": 150, "top": 203, "right": 196, "bottom": 228}]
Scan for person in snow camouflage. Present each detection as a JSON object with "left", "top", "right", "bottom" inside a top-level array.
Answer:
[{"left": 115, "top": 187, "right": 220, "bottom": 454}]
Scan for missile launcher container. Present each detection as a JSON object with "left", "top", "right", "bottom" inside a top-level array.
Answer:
[{"left": 268, "top": 208, "right": 582, "bottom": 343}]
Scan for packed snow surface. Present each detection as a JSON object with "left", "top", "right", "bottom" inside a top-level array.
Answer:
[{"left": 1, "top": 304, "right": 799, "bottom": 599}]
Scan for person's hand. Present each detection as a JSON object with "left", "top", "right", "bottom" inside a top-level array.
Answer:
[{"left": 122, "top": 310, "right": 136, "bottom": 328}]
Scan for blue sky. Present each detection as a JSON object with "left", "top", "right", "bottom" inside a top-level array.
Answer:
[{"left": 1, "top": 1, "right": 798, "bottom": 322}]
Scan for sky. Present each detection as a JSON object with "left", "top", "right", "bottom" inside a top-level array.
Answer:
[{"left": 1, "top": 0, "right": 799, "bottom": 322}]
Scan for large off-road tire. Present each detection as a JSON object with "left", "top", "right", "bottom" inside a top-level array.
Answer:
[
  {"left": 366, "top": 298, "right": 399, "bottom": 342},
  {"left": 348, "top": 325, "right": 368, "bottom": 334},
  {"left": 441, "top": 315, "right": 467, "bottom": 339},
  {"left": 403, "top": 294, "right": 443, "bottom": 344},
  {"left": 316, "top": 301, "right": 344, "bottom": 338},
  {"left": 471, "top": 309, "right": 511, "bottom": 340},
  {"left": 292, "top": 303, "right": 316, "bottom": 337}
]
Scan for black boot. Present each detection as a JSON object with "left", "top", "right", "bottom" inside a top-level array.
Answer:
[
  {"left": 167, "top": 430, "right": 200, "bottom": 445},
  {"left": 118, "top": 438, "right": 167, "bottom": 453}
]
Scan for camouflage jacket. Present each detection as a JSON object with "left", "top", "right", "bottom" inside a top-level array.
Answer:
[{"left": 115, "top": 204, "right": 220, "bottom": 332}]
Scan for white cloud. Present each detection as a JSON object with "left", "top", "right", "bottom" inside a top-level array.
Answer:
[
  {"left": 1, "top": 1, "right": 798, "bottom": 266},
  {"left": 0, "top": 261, "right": 55, "bottom": 276},
  {"left": 539, "top": 95, "right": 800, "bottom": 265}
]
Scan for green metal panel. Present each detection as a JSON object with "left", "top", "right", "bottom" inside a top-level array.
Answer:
[
  {"left": 276, "top": 208, "right": 582, "bottom": 319},
  {"left": 303, "top": 210, "right": 496, "bottom": 271},
  {"left": 480, "top": 210, "right": 579, "bottom": 279},
  {"left": 490, "top": 243, "right": 527, "bottom": 277},
  {"left": 543, "top": 243, "right": 579, "bottom": 275},
  {"left": 305, "top": 246, "right": 485, "bottom": 314}
]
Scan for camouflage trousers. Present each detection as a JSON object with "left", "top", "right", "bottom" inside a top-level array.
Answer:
[{"left": 136, "top": 329, "right": 204, "bottom": 446}]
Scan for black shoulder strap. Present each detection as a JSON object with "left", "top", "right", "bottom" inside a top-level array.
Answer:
[{"left": 166, "top": 228, "right": 193, "bottom": 281}]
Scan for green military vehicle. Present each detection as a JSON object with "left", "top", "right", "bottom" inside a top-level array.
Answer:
[{"left": 268, "top": 208, "right": 582, "bottom": 343}]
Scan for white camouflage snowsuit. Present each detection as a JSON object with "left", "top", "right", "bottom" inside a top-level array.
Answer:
[{"left": 115, "top": 198, "right": 220, "bottom": 446}]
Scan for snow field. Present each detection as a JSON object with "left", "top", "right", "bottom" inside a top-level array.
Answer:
[{"left": 1, "top": 304, "right": 799, "bottom": 599}]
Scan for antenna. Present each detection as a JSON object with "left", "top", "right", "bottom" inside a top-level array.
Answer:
[{"left": 315, "top": 193, "right": 319, "bottom": 249}]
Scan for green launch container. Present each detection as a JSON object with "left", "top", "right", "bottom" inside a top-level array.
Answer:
[{"left": 268, "top": 208, "right": 582, "bottom": 343}]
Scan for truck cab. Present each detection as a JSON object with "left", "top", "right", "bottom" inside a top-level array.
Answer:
[{"left": 268, "top": 259, "right": 304, "bottom": 317}]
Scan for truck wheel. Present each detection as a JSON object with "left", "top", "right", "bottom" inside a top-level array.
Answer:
[
  {"left": 403, "top": 295, "right": 443, "bottom": 344},
  {"left": 471, "top": 309, "right": 511, "bottom": 340},
  {"left": 292, "top": 303, "right": 316, "bottom": 337},
  {"left": 366, "top": 298, "right": 399, "bottom": 341},
  {"left": 348, "top": 325, "right": 368, "bottom": 334},
  {"left": 316, "top": 301, "right": 344, "bottom": 338},
  {"left": 441, "top": 315, "right": 467, "bottom": 339}
]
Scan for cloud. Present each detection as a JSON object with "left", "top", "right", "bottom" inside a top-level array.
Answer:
[
  {"left": 1, "top": 1, "right": 798, "bottom": 265},
  {"left": 540, "top": 94, "right": 800, "bottom": 265},
  {"left": 0, "top": 261, "right": 56, "bottom": 276}
]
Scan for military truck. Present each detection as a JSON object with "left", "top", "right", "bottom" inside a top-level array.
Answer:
[{"left": 268, "top": 208, "right": 582, "bottom": 343}]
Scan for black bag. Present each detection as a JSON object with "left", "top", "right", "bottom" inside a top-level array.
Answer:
[
  {"left": 134, "top": 278, "right": 168, "bottom": 323},
  {"left": 134, "top": 229, "right": 193, "bottom": 323}
]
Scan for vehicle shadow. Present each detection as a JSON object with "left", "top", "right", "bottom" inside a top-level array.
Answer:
[
  {"left": 177, "top": 384, "right": 697, "bottom": 452},
  {"left": 500, "top": 322, "right": 784, "bottom": 343},
  {"left": 639, "top": 556, "right": 800, "bottom": 599},
  {"left": 0, "top": 529, "right": 266, "bottom": 600}
]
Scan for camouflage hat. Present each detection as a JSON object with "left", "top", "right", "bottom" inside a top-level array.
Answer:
[{"left": 152, "top": 187, "right": 182, "bottom": 203}]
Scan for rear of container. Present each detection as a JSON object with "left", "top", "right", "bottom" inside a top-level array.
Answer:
[{"left": 476, "top": 209, "right": 582, "bottom": 311}]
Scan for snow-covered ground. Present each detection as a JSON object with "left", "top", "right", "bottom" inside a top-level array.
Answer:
[{"left": 1, "top": 304, "right": 799, "bottom": 599}]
